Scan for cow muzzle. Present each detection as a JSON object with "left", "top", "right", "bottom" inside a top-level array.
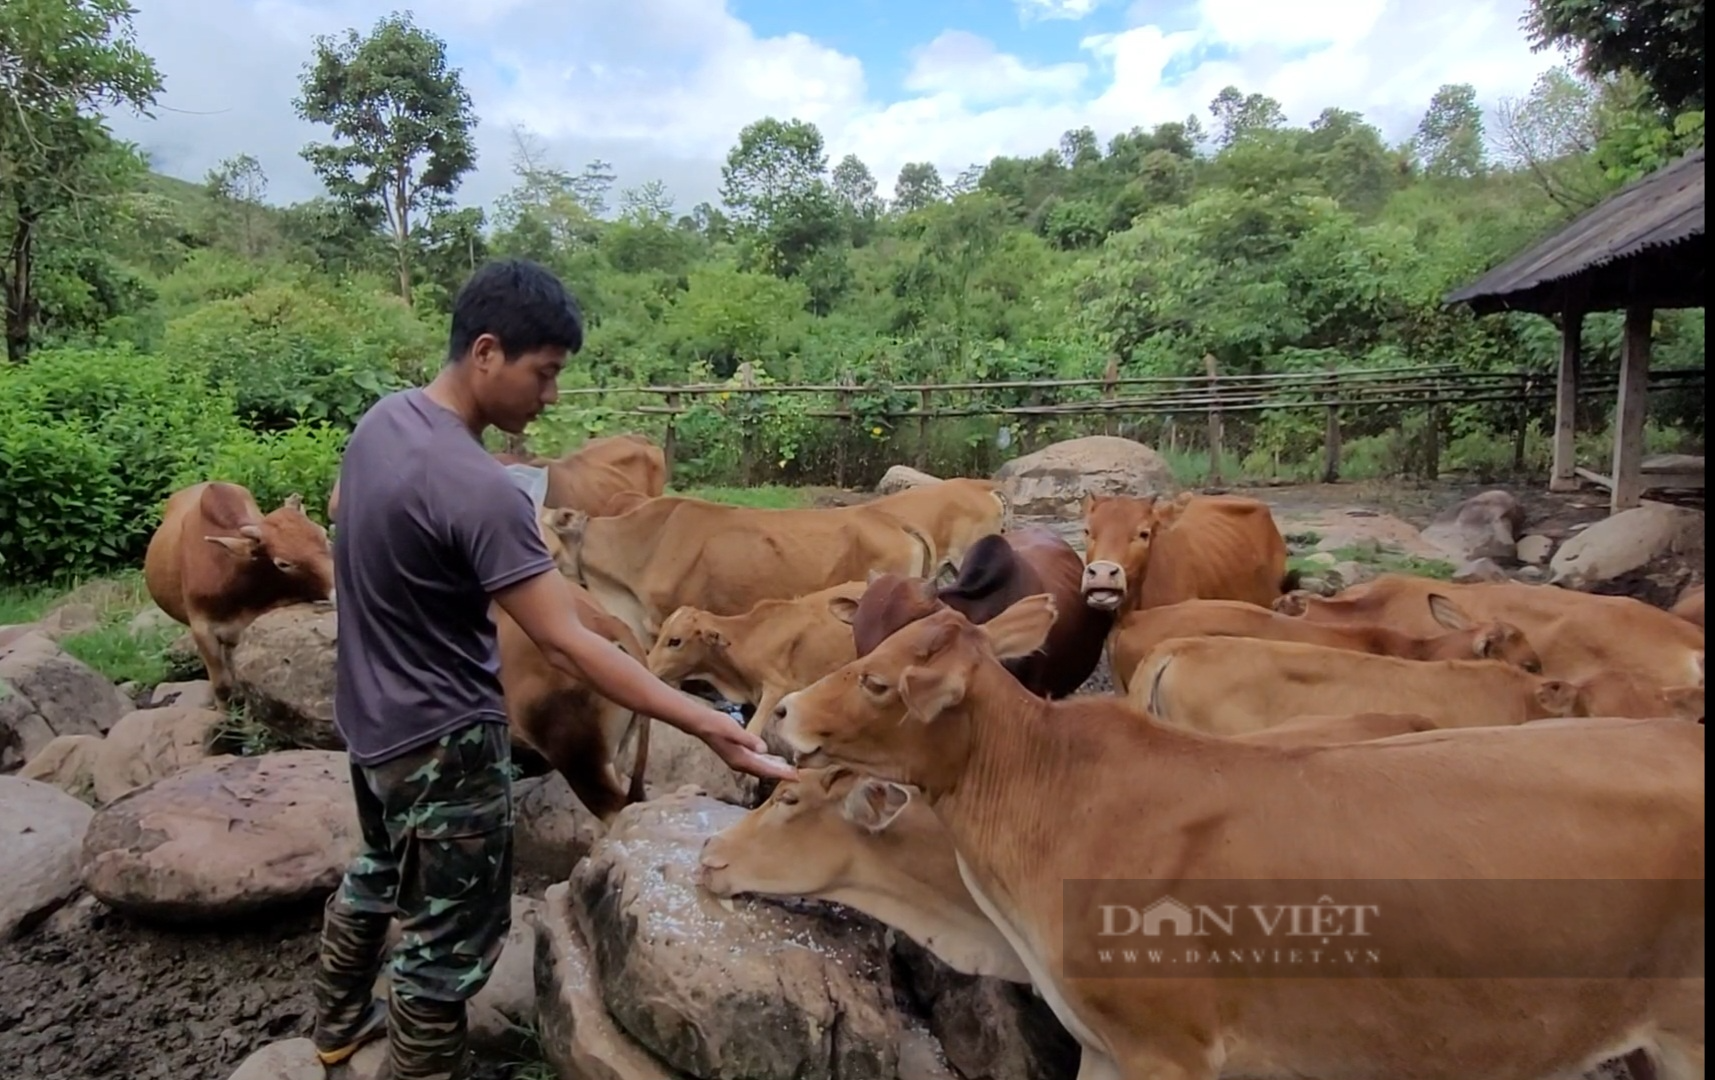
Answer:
[{"left": 1082, "top": 561, "right": 1126, "bottom": 610}]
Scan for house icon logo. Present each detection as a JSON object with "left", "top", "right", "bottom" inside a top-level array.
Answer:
[{"left": 1140, "top": 897, "right": 1197, "bottom": 937}]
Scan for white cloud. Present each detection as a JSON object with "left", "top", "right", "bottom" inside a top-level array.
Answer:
[
  {"left": 102, "top": 0, "right": 1574, "bottom": 220},
  {"left": 1015, "top": 0, "right": 1108, "bottom": 22}
]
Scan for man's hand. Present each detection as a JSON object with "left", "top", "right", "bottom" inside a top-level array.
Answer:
[
  {"left": 685, "top": 707, "right": 798, "bottom": 783},
  {"left": 494, "top": 569, "right": 798, "bottom": 784}
]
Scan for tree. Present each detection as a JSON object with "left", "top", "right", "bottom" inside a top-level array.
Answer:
[
  {"left": 1413, "top": 83, "right": 1487, "bottom": 178},
  {"left": 1209, "top": 86, "right": 1286, "bottom": 147},
  {"left": 1493, "top": 67, "right": 1609, "bottom": 211},
  {"left": 830, "top": 153, "right": 881, "bottom": 244},
  {"left": 204, "top": 153, "right": 269, "bottom": 256},
  {"left": 0, "top": 0, "right": 161, "bottom": 362},
  {"left": 719, "top": 118, "right": 828, "bottom": 231},
  {"left": 893, "top": 162, "right": 945, "bottom": 214},
  {"left": 293, "top": 11, "right": 478, "bottom": 306},
  {"left": 1523, "top": 0, "right": 1704, "bottom": 113}
]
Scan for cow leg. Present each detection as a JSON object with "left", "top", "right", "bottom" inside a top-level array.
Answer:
[
  {"left": 748, "top": 687, "right": 784, "bottom": 738},
  {"left": 189, "top": 616, "right": 233, "bottom": 702}
]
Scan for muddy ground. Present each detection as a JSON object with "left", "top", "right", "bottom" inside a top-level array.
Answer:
[{"left": 1, "top": 476, "right": 1698, "bottom": 1080}]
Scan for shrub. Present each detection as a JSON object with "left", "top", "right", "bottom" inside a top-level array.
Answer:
[{"left": 178, "top": 422, "right": 349, "bottom": 527}]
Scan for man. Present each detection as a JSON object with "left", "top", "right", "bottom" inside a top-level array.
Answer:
[{"left": 310, "top": 258, "right": 796, "bottom": 1079}]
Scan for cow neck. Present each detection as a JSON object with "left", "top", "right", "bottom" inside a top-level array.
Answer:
[{"left": 568, "top": 500, "right": 670, "bottom": 592}]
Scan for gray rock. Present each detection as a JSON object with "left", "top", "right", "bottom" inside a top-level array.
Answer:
[
  {"left": 1550, "top": 504, "right": 1705, "bottom": 590},
  {"left": 230, "top": 605, "right": 340, "bottom": 749},
  {"left": 1453, "top": 559, "right": 1510, "bottom": 584},
  {"left": 993, "top": 436, "right": 1177, "bottom": 518},
  {"left": 876, "top": 465, "right": 942, "bottom": 495},
  {"left": 1, "top": 631, "right": 132, "bottom": 772},
  {"left": 1516, "top": 535, "right": 1555, "bottom": 566},
  {"left": 0, "top": 775, "right": 95, "bottom": 939},
  {"left": 1421, "top": 490, "right": 1524, "bottom": 563}
]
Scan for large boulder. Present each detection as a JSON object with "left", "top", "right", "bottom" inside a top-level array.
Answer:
[
  {"left": 230, "top": 605, "right": 340, "bottom": 749},
  {"left": 90, "top": 705, "right": 223, "bottom": 805},
  {"left": 992, "top": 436, "right": 1177, "bottom": 518},
  {"left": 641, "top": 720, "right": 759, "bottom": 807},
  {"left": 0, "top": 631, "right": 132, "bottom": 772},
  {"left": 17, "top": 734, "right": 103, "bottom": 804},
  {"left": 569, "top": 792, "right": 901, "bottom": 1080},
  {"left": 1550, "top": 503, "right": 1706, "bottom": 591},
  {"left": 80, "top": 749, "right": 360, "bottom": 922},
  {"left": 1420, "top": 490, "right": 1525, "bottom": 563},
  {"left": 512, "top": 772, "right": 607, "bottom": 882},
  {"left": 876, "top": 466, "right": 942, "bottom": 495},
  {"left": 0, "top": 775, "right": 95, "bottom": 939}
]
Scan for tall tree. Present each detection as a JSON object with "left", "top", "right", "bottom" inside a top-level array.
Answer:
[
  {"left": 204, "top": 152, "right": 269, "bottom": 256},
  {"left": 293, "top": 11, "right": 477, "bottom": 306},
  {"left": 0, "top": 0, "right": 160, "bottom": 362},
  {"left": 1494, "top": 66, "right": 1608, "bottom": 210},
  {"left": 1209, "top": 86, "right": 1286, "bottom": 147},
  {"left": 719, "top": 117, "right": 828, "bottom": 232},
  {"left": 1523, "top": 0, "right": 1704, "bottom": 113},
  {"left": 1413, "top": 83, "right": 1487, "bottom": 178},
  {"left": 893, "top": 162, "right": 945, "bottom": 214}
]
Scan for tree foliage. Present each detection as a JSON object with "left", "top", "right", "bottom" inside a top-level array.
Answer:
[{"left": 1524, "top": 0, "right": 1704, "bottom": 113}]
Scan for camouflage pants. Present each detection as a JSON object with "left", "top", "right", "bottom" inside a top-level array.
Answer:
[{"left": 312, "top": 721, "right": 515, "bottom": 1073}]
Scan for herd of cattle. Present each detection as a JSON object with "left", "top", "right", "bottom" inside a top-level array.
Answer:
[{"left": 140, "top": 431, "right": 1706, "bottom": 1080}]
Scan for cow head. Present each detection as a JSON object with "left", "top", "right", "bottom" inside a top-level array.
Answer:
[
  {"left": 774, "top": 594, "right": 1058, "bottom": 792},
  {"left": 202, "top": 487, "right": 333, "bottom": 602},
  {"left": 697, "top": 764, "right": 918, "bottom": 899},
  {"left": 1425, "top": 593, "right": 1543, "bottom": 673},
  {"left": 1079, "top": 492, "right": 1188, "bottom": 612},
  {"left": 646, "top": 606, "right": 732, "bottom": 685},
  {"left": 537, "top": 506, "right": 590, "bottom": 579},
  {"left": 830, "top": 571, "right": 944, "bottom": 657}
]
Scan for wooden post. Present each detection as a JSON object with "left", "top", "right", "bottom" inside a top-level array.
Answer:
[
  {"left": 915, "top": 387, "right": 932, "bottom": 471},
  {"left": 1203, "top": 354, "right": 1223, "bottom": 486},
  {"left": 1424, "top": 398, "right": 1441, "bottom": 481},
  {"left": 1322, "top": 366, "right": 1341, "bottom": 483},
  {"left": 1610, "top": 306, "right": 1653, "bottom": 512},
  {"left": 1512, "top": 373, "right": 1530, "bottom": 473},
  {"left": 1550, "top": 307, "right": 1584, "bottom": 492},
  {"left": 663, "top": 391, "right": 680, "bottom": 479},
  {"left": 1102, "top": 356, "right": 1119, "bottom": 437},
  {"left": 738, "top": 362, "right": 758, "bottom": 487},
  {"left": 835, "top": 375, "right": 854, "bottom": 490}
]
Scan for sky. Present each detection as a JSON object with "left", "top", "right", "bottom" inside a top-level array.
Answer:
[{"left": 104, "top": 0, "right": 1576, "bottom": 219}]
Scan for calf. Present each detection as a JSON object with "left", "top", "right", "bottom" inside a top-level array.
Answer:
[
  {"left": 143, "top": 481, "right": 334, "bottom": 701},
  {"left": 1081, "top": 492, "right": 1294, "bottom": 616},
  {"left": 1107, "top": 592, "right": 1541, "bottom": 695},
  {"left": 647, "top": 581, "right": 868, "bottom": 735},
  {"left": 863, "top": 478, "right": 1009, "bottom": 576},
  {"left": 773, "top": 597, "right": 1705, "bottom": 1080},
  {"left": 542, "top": 433, "right": 668, "bottom": 515},
  {"left": 832, "top": 525, "right": 1109, "bottom": 699}
]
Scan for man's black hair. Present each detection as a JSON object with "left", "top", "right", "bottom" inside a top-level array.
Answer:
[{"left": 446, "top": 257, "right": 584, "bottom": 364}]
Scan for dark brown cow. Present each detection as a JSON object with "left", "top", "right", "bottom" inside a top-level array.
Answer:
[
  {"left": 143, "top": 481, "right": 334, "bottom": 702},
  {"left": 830, "top": 525, "right": 1110, "bottom": 699}
]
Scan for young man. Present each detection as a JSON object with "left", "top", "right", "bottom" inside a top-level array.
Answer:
[{"left": 311, "top": 258, "right": 796, "bottom": 1080}]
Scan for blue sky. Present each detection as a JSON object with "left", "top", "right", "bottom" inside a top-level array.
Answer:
[{"left": 105, "top": 0, "right": 1573, "bottom": 217}]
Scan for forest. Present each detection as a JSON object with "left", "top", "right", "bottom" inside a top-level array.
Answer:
[{"left": 0, "top": 0, "right": 1706, "bottom": 585}]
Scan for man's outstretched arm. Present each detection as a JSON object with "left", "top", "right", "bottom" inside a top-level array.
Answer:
[{"left": 493, "top": 568, "right": 797, "bottom": 783}]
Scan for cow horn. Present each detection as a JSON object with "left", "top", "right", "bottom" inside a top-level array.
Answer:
[{"left": 283, "top": 493, "right": 304, "bottom": 511}]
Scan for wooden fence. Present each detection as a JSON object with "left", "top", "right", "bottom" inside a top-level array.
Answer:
[{"left": 549, "top": 360, "right": 1706, "bottom": 487}]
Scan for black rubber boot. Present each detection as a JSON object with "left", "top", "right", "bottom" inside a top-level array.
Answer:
[
  {"left": 311, "top": 893, "right": 393, "bottom": 1066},
  {"left": 386, "top": 989, "right": 472, "bottom": 1080}
]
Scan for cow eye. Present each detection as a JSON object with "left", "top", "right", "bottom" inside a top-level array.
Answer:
[
  {"left": 859, "top": 673, "right": 889, "bottom": 695},
  {"left": 776, "top": 790, "right": 799, "bottom": 806},
  {"left": 1137, "top": 529, "right": 1151, "bottom": 540},
  {"left": 666, "top": 637, "right": 682, "bottom": 649},
  {"left": 273, "top": 558, "right": 295, "bottom": 572}
]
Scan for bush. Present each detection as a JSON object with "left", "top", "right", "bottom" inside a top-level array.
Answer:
[{"left": 178, "top": 422, "right": 349, "bottom": 527}]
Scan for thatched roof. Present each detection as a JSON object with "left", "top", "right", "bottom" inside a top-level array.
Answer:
[{"left": 1445, "top": 147, "right": 1704, "bottom": 316}]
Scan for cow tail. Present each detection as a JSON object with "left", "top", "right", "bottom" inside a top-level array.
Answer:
[
  {"left": 623, "top": 712, "right": 651, "bottom": 805},
  {"left": 1144, "top": 652, "right": 1174, "bottom": 721}
]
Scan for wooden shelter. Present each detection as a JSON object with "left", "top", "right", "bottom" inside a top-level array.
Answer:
[{"left": 1444, "top": 147, "right": 1705, "bottom": 512}]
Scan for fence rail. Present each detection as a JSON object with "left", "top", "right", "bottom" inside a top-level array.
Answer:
[{"left": 547, "top": 361, "right": 1705, "bottom": 488}]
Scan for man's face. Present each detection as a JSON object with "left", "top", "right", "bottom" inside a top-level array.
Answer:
[{"left": 471, "top": 334, "right": 566, "bottom": 433}]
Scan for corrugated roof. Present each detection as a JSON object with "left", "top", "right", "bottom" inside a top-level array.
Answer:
[{"left": 1444, "top": 147, "right": 1704, "bottom": 315}]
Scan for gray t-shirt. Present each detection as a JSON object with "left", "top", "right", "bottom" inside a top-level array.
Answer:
[{"left": 331, "top": 388, "right": 557, "bottom": 766}]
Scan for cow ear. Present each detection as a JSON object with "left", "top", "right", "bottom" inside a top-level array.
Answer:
[
  {"left": 1154, "top": 494, "right": 1187, "bottom": 529},
  {"left": 827, "top": 596, "right": 859, "bottom": 625},
  {"left": 979, "top": 593, "right": 1057, "bottom": 660},
  {"left": 1426, "top": 593, "right": 1471, "bottom": 631},
  {"left": 204, "top": 535, "right": 258, "bottom": 557},
  {"left": 899, "top": 665, "right": 967, "bottom": 724},
  {"left": 282, "top": 493, "right": 304, "bottom": 513},
  {"left": 1535, "top": 679, "right": 1579, "bottom": 716},
  {"left": 705, "top": 630, "right": 729, "bottom": 650},
  {"left": 841, "top": 778, "right": 913, "bottom": 833}
]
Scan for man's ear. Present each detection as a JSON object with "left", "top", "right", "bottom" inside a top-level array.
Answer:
[
  {"left": 899, "top": 665, "right": 967, "bottom": 724},
  {"left": 980, "top": 593, "right": 1057, "bottom": 660},
  {"left": 841, "top": 778, "right": 913, "bottom": 832},
  {"left": 828, "top": 596, "right": 859, "bottom": 625}
]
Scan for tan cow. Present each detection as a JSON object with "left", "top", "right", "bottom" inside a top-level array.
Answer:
[
  {"left": 495, "top": 570, "right": 651, "bottom": 824},
  {"left": 1673, "top": 583, "right": 1704, "bottom": 629},
  {"left": 1276, "top": 574, "right": 1705, "bottom": 690},
  {"left": 1132, "top": 636, "right": 1700, "bottom": 738},
  {"left": 1080, "top": 492, "right": 1293, "bottom": 616},
  {"left": 542, "top": 433, "right": 668, "bottom": 514},
  {"left": 772, "top": 597, "right": 1706, "bottom": 1080},
  {"left": 1106, "top": 592, "right": 1541, "bottom": 695},
  {"left": 647, "top": 581, "right": 869, "bottom": 735},
  {"left": 863, "top": 478, "right": 1009, "bottom": 576},
  {"left": 143, "top": 482, "right": 334, "bottom": 702},
  {"left": 539, "top": 497, "right": 936, "bottom": 647}
]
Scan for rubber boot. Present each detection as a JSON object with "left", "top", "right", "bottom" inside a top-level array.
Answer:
[
  {"left": 311, "top": 893, "right": 393, "bottom": 1066},
  {"left": 386, "top": 989, "right": 472, "bottom": 1080}
]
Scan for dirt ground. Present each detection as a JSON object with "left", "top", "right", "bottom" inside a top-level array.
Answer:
[{"left": 0, "top": 476, "right": 1696, "bottom": 1080}]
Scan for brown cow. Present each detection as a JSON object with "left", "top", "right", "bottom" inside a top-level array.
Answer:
[
  {"left": 862, "top": 478, "right": 1009, "bottom": 576},
  {"left": 1672, "top": 583, "right": 1704, "bottom": 630},
  {"left": 1106, "top": 592, "right": 1542, "bottom": 695},
  {"left": 540, "top": 497, "right": 936, "bottom": 647},
  {"left": 1276, "top": 574, "right": 1705, "bottom": 690},
  {"left": 831, "top": 526, "right": 1110, "bottom": 699},
  {"left": 328, "top": 446, "right": 554, "bottom": 520},
  {"left": 647, "top": 581, "right": 868, "bottom": 735},
  {"left": 772, "top": 596, "right": 1706, "bottom": 1080},
  {"left": 542, "top": 433, "right": 667, "bottom": 514},
  {"left": 143, "top": 482, "right": 334, "bottom": 702},
  {"left": 1080, "top": 492, "right": 1294, "bottom": 616},
  {"left": 495, "top": 575, "right": 651, "bottom": 823}
]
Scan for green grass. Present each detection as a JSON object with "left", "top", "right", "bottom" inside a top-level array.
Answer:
[
  {"left": 670, "top": 484, "right": 810, "bottom": 509},
  {"left": 0, "top": 571, "right": 190, "bottom": 686},
  {"left": 1290, "top": 544, "right": 1456, "bottom": 583}
]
